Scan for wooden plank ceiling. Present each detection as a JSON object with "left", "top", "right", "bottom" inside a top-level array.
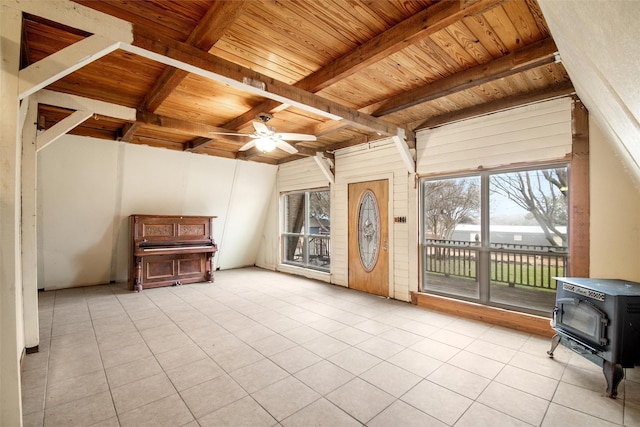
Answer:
[{"left": 21, "top": 0, "right": 572, "bottom": 164}]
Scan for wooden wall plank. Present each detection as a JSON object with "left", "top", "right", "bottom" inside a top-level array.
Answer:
[{"left": 569, "top": 98, "right": 590, "bottom": 277}]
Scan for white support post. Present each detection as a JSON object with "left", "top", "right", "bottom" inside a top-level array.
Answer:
[
  {"left": 36, "top": 110, "right": 94, "bottom": 152},
  {"left": 0, "top": 2, "right": 25, "bottom": 425},
  {"left": 22, "top": 96, "right": 40, "bottom": 351}
]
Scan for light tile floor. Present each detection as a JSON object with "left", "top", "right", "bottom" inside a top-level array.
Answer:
[{"left": 21, "top": 267, "right": 640, "bottom": 426}]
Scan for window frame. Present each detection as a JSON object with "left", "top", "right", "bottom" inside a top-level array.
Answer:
[
  {"left": 419, "top": 162, "right": 569, "bottom": 316},
  {"left": 281, "top": 188, "right": 331, "bottom": 272}
]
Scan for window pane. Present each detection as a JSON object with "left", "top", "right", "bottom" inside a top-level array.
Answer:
[
  {"left": 308, "top": 236, "right": 330, "bottom": 268},
  {"left": 422, "top": 176, "right": 481, "bottom": 299},
  {"left": 283, "top": 235, "right": 305, "bottom": 264},
  {"left": 488, "top": 167, "right": 568, "bottom": 312},
  {"left": 309, "top": 190, "right": 330, "bottom": 235},
  {"left": 284, "top": 193, "right": 305, "bottom": 234}
]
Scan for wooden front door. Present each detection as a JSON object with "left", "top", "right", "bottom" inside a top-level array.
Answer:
[{"left": 348, "top": 179, "right": 389, "bottom": 297}]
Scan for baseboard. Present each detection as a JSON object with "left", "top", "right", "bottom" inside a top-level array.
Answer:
[{"left": 411, "top": 292, "right": 554, "bottom": 337}]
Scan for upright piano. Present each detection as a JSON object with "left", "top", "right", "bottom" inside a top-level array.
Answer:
[{"left": 129, "top": 214, "right": 218, "bottom": 292}]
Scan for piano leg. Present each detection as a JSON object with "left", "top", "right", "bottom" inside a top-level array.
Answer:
[
  {"left": 134, "top": 258, "right": 143, "bottom": 292},
  {"left": 207, "top": 254, "right": 215, "bottom": 283}
]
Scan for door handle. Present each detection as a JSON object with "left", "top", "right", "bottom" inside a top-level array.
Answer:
[{"left": 383, "top": 246, "right": 388, "bottom": 251}]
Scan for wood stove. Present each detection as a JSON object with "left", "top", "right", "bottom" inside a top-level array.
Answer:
[{"left": 547, "top": 277, "right": 640, "bottom": 397}]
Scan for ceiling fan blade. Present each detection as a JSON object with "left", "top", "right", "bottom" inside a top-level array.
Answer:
[
  {"left": 276, "top": 132, "right": 317, "bottom": 142},
  {"left": 275, "top": 140, "right": 298, "bottom": 154},
  {"left": 253, "top": 121, "right": 271, "bottom": 134},
  {"left": 239, "top": 140, "right": 256, "bottom": 151}
]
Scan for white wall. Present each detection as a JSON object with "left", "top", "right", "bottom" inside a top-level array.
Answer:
[
  {"left": 539, "top": 0, "right": 640, "bottom": 187},
  {"left": 38, "top": 134, "right": 276, "bottom": 290},
  {"left": 590, "top": 121, "right": 640, "bottom": 282}
]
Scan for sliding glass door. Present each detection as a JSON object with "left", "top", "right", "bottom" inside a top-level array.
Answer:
[{"left": 421, "top": 165, "right": 568, "bottom": 315}]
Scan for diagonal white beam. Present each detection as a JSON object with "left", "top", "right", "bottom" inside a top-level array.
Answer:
[
  {"left": 37, "top": 89, "right": 136, "bottom": 121},
  {"left": 36, "top": 110, "right": 93, "bottom": 152},
  {"left": 314, "top": 153, "right": 335, "bottom": 185},
  {"left": 392, "top": 129, "right": 415, "bottom": 175},
  {"left": 19, "top": 35, "right": 120, "bottom": 100},
  {"left": 18, "top": 96, "right": 30, "bottom": 133}
]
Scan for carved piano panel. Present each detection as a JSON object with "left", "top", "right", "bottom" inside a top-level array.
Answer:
[{"left": 129, "top": 215, "right": 217, "bottom": 292}]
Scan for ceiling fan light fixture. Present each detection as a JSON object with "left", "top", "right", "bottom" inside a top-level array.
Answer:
[{"left": 255, "top": 137, "right": 276, "bottom": 152}]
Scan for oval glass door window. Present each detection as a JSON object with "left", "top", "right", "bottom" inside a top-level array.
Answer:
[{"left": 358, "top": 190, "right": 380, "bottom": 271}]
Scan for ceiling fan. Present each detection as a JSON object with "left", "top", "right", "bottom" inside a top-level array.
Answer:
[{"left": 209, "top": 113, "right": 316, "bottom": 154}]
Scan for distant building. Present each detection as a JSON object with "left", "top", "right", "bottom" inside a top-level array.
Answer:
[{"left": 452, "top": 224, "right": 567, "bottom": 247}]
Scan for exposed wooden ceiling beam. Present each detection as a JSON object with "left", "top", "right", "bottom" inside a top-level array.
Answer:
[
  {"left": 223, "top": 0, "right": 505, "bottom": 133},
  {"left": 312, "top": 120, "right": 352, "bottom": 137},
  {"left": 141, "top": 1, "right": 249, "bottom": 112},
  {"left": 129, "top": 135, "right": 184, "bottom": 151},
  {"left": 221, "top": 99, "right": 283, "bottom": 132},
  {"left": 297, "top": 0, "right": 505, "bottom": 93},
  {"left": 324, "top": 135, "right": 376, "bottom": 153},
  {"left": 366, "top": 37, "right": 559, "bottom": 117},
  {"left": 275, "top": 146, "right": 338, "bottom": 164},
  {"left": 135, "top": 111, "right": 244, "bottom": 143},
  {"left": 120, "top": 122, "right": 141, "bottom": 143},
  {"left": 292, "top": 146, "right": 320, "bottom": 157},
  {"left": 185, "top": 137, "right": 215, "bottom": 152},
  {"left": 197, "top": 148, "right": 237, "bottom": 160},
  {"left": 412, "top": 81, "right": 575, "bottom": 130},
  {"left": 140, "top": 0, "right": 503, "bottom": 152},
  {"left": 128, "top": 35, "right": 403, "bottom": 138},
  {"left": 235, "top": 148, "right": 278, "bottom": 164},
  {"left": 237, "top": 145, "right": 324, "bottom": 162},
  {"left": 307, "top": 38, "right": 556, "bottom": 147}
]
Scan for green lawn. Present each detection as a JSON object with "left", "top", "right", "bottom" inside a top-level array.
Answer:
[{"left": 426, "top": 257, "right": 563, "bottom": 290}]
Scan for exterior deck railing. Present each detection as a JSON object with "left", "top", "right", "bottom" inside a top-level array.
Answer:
[{"left": 424, "top": 239, "right": 568, "bottom": 290}]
